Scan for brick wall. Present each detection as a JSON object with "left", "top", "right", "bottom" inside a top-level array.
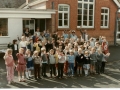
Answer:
[{"left": 46, "top": 0, "right": 118, "bottom": 45}]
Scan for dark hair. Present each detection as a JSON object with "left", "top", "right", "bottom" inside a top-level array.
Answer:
[{"left": 13, "top": 39, "right": 17, "bottom": 44}]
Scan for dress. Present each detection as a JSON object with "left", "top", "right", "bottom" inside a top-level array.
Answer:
[
  {"left": 26, "top": 57, "right": 34, "bottom": 70},
  {"left": 16, "top": 53, "right": 26, "bottom": 72}
]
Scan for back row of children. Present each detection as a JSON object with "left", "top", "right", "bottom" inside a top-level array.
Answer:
[{"left": 5, "top": 28, "right": 110, "bottom": 84}]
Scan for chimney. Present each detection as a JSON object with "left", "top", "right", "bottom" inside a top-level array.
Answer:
[{"left": 26, "top": 0, "right": 29, "bottom": 5}]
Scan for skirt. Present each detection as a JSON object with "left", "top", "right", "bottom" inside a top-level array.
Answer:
[
  {"left": 27, "top": 60, "right": 34, "bottom": 70},
  {"left": 16, "top": 64, "right": 26, "bottom": 72},
  {"left": 83, "top": 64, "right": 90, "bottom": 70}
]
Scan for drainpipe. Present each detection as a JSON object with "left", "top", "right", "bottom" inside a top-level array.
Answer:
[{"left": 114, "top": 8, "right": 119, "bottom": 46}]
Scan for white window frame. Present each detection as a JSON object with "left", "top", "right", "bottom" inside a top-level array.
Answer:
[
  {"left": 58, "top": 4, "right": 70, "bottom": 28},
  {"left": 77, "top": 0, "right": 95, "bottom": 28},
  {"left": 101, "top": 7, "right": 109, "bottom": 28}
]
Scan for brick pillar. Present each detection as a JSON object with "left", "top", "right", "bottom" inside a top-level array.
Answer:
[{"left": 51, "top": 14, "right": 56, "bottom": 33}]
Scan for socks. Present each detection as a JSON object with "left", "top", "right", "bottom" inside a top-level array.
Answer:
[
  {"left": 22, "top": 76, "right": 25, "bottom": 80},
  {"left": 18, "top": 76, "right": 21, "bottom": 81},
  {"left": 28, "top": 71, "right": 31, "bottom": 77},
  {"left": 25, "top": 72, "right": 29, "bottom": 79}
]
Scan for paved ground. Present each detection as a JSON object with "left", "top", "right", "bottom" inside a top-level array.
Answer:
[{"left": 0, "top": 46, "right": 120, "bottom": 88}]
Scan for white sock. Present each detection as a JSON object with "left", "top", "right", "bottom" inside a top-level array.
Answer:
[
  {"left": 22, "top": 76, "right": 25, "bottom": 79},
  {"left": 86, "top": 70, "right": 88, "bottom": 75},
  {"left": 28, "top": 71, "right": 31, "bottom": 77},
  {"left": 84, "top": 70, "right": 87, "bottom": 75},
  {"left": 25, "top": 72, "right": 29, "bottom": 79},
  {"left": 18, "top": 76, "right": 21, "bottom": 81}
]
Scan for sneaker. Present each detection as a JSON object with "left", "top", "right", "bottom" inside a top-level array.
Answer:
[{"left": 8, "top": 81, "right": 11, "bottom": 84}]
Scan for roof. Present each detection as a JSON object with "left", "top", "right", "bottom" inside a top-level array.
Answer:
[
  {"left": 0, "top": 0, "right": 25, "bottom": 8},
  {"left": 113, "top": 0, "right": 120, "bottom": 7}
]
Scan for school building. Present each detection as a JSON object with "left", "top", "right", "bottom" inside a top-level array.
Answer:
[{"left": 0, "top": 0, "right": 120, "bottom": 46}]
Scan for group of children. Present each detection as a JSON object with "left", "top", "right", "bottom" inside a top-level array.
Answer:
[{"left": 4, "top": 28, "right": 110, "bottom": 84}]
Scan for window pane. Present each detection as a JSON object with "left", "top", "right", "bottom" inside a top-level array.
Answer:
[
  {"left": 59, "top": 6, "right": 63, "bottom": 11},
  {"left": 30, "top": 20, "right": 34, "bottom": 24},
  {"left": 89, "top": 0, "right": 93, "bottom": 2},
  {"left": 0, "top": 18, "right": 8, "bottom": 36},
  {"left": 105, "top": 21, "right": 108, "bottom": 26},
  {"left": 59, "top": 20, "right": 62, "bottom": 26},
  {"left": 89, "top": 4, "right": 93, "bottom": 9},
  {"left": 101, "top": 9, "right": 104, "bottom": 13},
  {"left": 64, "top": 13, "right": 68, "bottom": 19},
  {"left": 84, "top": 4, "right": 88, "bottom": 10},
  {"left": 78, "top": 21, "right": 82, "bottom": 26},
  {"left": 59, "top": 13, "right": 62, "bottom": 19},
  {"left": 105, "top": 9, "right": 108, "bottom": 13},
  {"left": 78, "top": 0, "right": 82, "bottom": 1},
  {"left": 105, "top": 15, "right": 108, "bottom": 20},
  {"left": 78, "top": 3, "right": 82, "bottom": 8},
  {"left": 78, "top": 9, "right": 82, "bottom": 14},
  {"left": 89, "top": 16, "right": 93, "bottom": 20},
  {"left": 83, "top": 15, "right": 87, "bottom": 20},
  {"left": 89, "top": 10, "right": 93, "bottom": 15},
  {"left": 84, "top": 0, "right": 88, "bottom": 2},
  {"left": 101, "top": 15, "right": 104, "bottom": 21},
  {"left": 101, "top": 21, "right": 103, "bottom": 26},
  {"left": 83, "top": 20, "right": 87, "bottom": 26},
  {"left": 26, "top": 20, "right": 29, "bottom": 25},
  {"left": 78, "top": 15, "right": 82, "bottom": 20},
  {"left": 64, "top": 20, "right": 68, "bottom": 26},
  {"left": 84, "top": 9, "right": 88, "bottom": 15},
  {"left": 64, "top": 6, "right": 68, "bottom": 11},
  {"left": 89, "top": 21, "right": 93, "bottom": 26}
]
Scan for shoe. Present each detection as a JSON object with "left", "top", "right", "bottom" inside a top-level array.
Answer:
[
  {"left": 35, "top": 78, "right": 37, "bottom": 80},
  {"left": 8, "top": 81, "right": 11, "bottom": 84},
  {"left": 44, "top": 75, "right": 48, "bottom": 77},
  {"left": 11, "top": 81, "right": 15, "bottom": 84},
  {"left": 38, "top": 77, "right": 42, "bottom": 79}
]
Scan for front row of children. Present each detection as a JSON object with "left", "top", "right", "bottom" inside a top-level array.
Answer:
[{"left": 4, "top": 47, "right": 110, "bottom": 84}]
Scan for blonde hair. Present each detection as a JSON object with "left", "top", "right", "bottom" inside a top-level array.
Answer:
[
  {"left": 19, "top": 48, "right": 24, "bottom": 53},
  {"left": 34, "top": 50, "right": 38, "bottom": 54},
  {"left": 25, "top": 49, "right": 31, "bottom": 54},
  {"left": 6, "top": 49, "right": 12, "bottom": 54}
]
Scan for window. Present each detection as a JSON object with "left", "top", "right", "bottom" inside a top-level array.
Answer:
[
  {"left": 58, "top": 4, "right": 70, "bottom": 28},
  {"left": 101, "top": 7, "right": 109, "bottom": 28},
  {"left": 0, "top": 18, "right": 8, "bottom": 36},
  {"left": 77, "top": 0, "right": 95, "bottom": 28}
]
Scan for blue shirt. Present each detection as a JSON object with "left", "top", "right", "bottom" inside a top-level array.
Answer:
[
  {"left": 68, "top": 55, "right": 75, "bottom": 63},
  {"left": 63, "top": 34, "right": 69, "bottom": 40}
]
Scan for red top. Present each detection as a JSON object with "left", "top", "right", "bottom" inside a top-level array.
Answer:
[{"left": 16, "top": 53, "right": 26, "bottom": 65}]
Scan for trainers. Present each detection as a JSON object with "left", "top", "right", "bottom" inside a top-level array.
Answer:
[{"left": 8, "top": 81, "right": 11, "bottom": 84}]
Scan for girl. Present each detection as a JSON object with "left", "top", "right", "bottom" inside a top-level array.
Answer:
[
  {"left": 101, "top": 53, "right": 110, "bottom": 73},
  {"left": 83, "top": 51, "right": 90, "bottom": 76},
  {"left": 3, "top": 49, "right": 15, "bottom": 84},
  {"left": 16, "top": 48, "right": 26, "bottom": 82},
  {"left": 75, "top": 48, "right": 84, "bottom": 76},
  {"left": 49, "top": 49, "right": 56, "bottom": 77},
  {"left": 25, "top": 49, "right": 34, "bottom": 79},
  {"left": 58, "top": 51, "right": 66, "bottom": 79},
  {"left": 19, "top": 36, "right": 27, "bottom": 54},
  {"left": 32, "top": 51, "right": 42, "bottom": 80},
  {"left": 90, "top": 48, "right": 97, "bottom": 75},
  {"left": 68, "top": 50, "right": 75, "bottom": 77}
]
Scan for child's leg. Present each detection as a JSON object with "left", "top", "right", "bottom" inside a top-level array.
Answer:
[
  {"left": 11, "top": 66, "right": 14, "bottom": 82},
  {"left": 28, "top": 70, "right": 32, "bottom": 77},
  {"left": 77, "top": 67, "right": 80, "bottom": 75},
  {"left": 22, "top": 71, "right": 25, "bottom": 81},
  {"left": 71, "top": 63, "right": 74, "bottom": 76},
  {"left": 18, "top": 71, "right": 21, "bottom": 81},
  {"left": 37, "top": 64, "right": 40, "bottom": 78},
  {"left": 53, "top": 64, "right": 56, "bottom": 76},
  {"left": 49, "top": 64, "right": 52, "bottom": 77},
  {"left": 25, "top": 69, "right": 29, "bottom": 79},
  {"left": 6, "top": 66, "right": 11, "bottom": 83}
]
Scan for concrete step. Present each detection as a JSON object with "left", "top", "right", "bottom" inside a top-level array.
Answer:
[{"left": 0, "top": 44, "right": 7, "bottom": 50}]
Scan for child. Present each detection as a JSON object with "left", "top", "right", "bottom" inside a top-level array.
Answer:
[
  {"left": 32, "top": 51, "right": 42, "bottom": 80},
  {"left": 25, "top": 49, "right": 34, "bottom": 79},
  {"left": 83, "top": 51, "right": 90, "bottom": 76},
  {"left": 3, "top": 49, "right": 15, "bottom": 84},
  {"left": 49, "top": 49, "right": 56, "bottom": 77},
  {"left": 68, "top": 50, "right": 75, "bottom": 77},
  {"left": 16, "top": 48, "right": 26, "bottom": 82},
  {"left": 58, "top": 51, "right": 66, "bottom": 79},
  {"left": 41, "top": 48, "right": 48, "bottom": 77},
  {"left": 75, "top": 48, "right": 84, "bottom": 76},
  {"left": 90, "top": 48, "right": 97, "bottom": 75}
]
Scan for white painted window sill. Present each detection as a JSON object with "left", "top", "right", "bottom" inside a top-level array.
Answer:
[{"left": 0, "top": 36, "right": 10, "bottom": 38}]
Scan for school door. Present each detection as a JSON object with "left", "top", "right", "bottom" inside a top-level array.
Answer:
[
  {"left": 23, "top": 19, "right": 35, "bottom": 35},
  {"left": 116, "top": 19, "right": 120, "bottom": 43}
]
